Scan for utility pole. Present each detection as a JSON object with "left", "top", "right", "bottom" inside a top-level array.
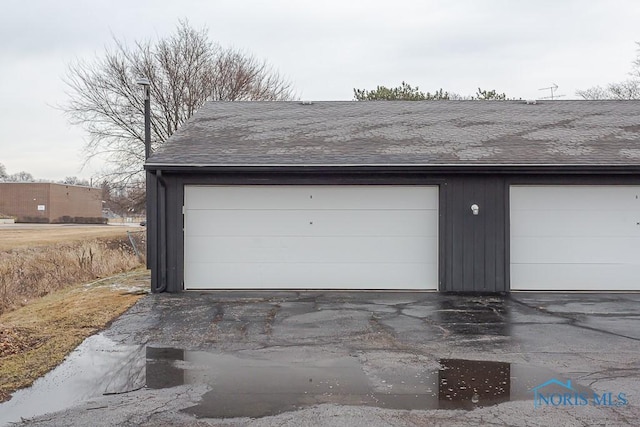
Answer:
[
  {"left": 137, "top": 77, "right": 151, "bottom": 268},
  {"left": 136, "top": 78, "right": 151, "bottom": 159}
]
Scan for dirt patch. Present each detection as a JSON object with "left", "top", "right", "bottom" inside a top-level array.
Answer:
[{"left": 0, "top": 269, "right": 149, "bottom": 403}]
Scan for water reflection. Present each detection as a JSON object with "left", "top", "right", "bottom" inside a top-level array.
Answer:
[
  {"left": 0, "top": 334, "right": 144, "bottom": 425},
  {"left": 438, "top": 359, "right": 510, "bottom": 409},
  {"left": 145, "top": 347, "right": 185, "bottom": 389},
  {"left": 436, "top": 298, "right": 511, "bottom": 336},
  {"left": 145, "top": 348, "right": 581, "bottom": 418},
  {"left": 0, "top": 337, "right": 587, "bottom": 425}
]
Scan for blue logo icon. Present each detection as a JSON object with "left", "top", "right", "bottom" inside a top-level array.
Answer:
[{"left": 531, "top": 378, "right": 627, "bottom": 408}]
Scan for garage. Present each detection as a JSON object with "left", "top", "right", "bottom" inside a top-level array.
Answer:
[
  {"left": 145, "top": 100, "right": 640, "bottom": 293},
  {"left": 183, "top": 185, "right": 439, "bottom": 290},
  {"left": 510, "top": 186, "right": 640, "bottom": 291}
]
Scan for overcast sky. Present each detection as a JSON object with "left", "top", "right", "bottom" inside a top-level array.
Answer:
[{"left": 1, "top": 0, "right": 639, "bottom": 181}]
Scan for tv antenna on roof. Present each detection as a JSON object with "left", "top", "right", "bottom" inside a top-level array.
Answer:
[{"left": 538, "top": 83, "right": 565, "bottom": 100}]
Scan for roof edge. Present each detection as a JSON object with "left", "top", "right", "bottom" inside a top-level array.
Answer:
[{"left": 144, "top": 163, "right": 640, "bottom": 175}]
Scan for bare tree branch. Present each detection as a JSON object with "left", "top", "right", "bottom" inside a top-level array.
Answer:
[
  {"left": 576, "top": 42, "right": 640, "bottom": 100},
  {"left": 63, "top": 20, "right": 295, "bottom": 187}
]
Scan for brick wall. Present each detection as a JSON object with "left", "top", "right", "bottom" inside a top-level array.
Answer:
[
  {"left": 0, "top": 183, "right": 102, "bottom": 223},
  {"left": 49, "top": 184, "right": 102, "bottom": 222},
  {"left": 0, "top": 183, "right": 51, "bottom": 222}
]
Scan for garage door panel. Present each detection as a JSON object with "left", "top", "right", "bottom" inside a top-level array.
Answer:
[
  {"left": 185, "top": 186, "right": 438, "bottom": 210},
  {"left": 185, "top": 262, "right": 437, "bottom": 289},
  {"left": 510, "top": 186, "right": 640, "bottom": 210},
  {"left": 511, "top": 237, "right": 640, "bottom": 264},
  {"left": 184, "top": 185, "right": 438, "bottom": 290},
  {"left": 186, "top": 235, "right": 437, "bottom": 263},
  {"left": 511, "top": 263, "right": 640, "bottom": 291},
  {"left": 511, "top": 210, "right": 640, "bottom": 237},
  {"left": 510, "top": 185, "right": 640, "bottom": 291},
  {"left": 186, "top": 209, "right": 438, "bottom": 237}
]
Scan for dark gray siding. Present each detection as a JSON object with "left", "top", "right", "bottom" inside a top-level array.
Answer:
[
  {"left": 146, "top": 169, "right": 640, "bottom": 294},
  {"left": 147, "top": 170, "right": 188, "bottom": 293},
  {"left": 146, "top": 171, "right": 159, "bottom": 290},
  {"left": 166, "top": 176, "right": 183, "bottom": 293},
  {"left": 442, "top": 176, "right": 507, "bottom": 292},
  {"left": 147, "top": 171, "right": 166, "bottom": 292}
]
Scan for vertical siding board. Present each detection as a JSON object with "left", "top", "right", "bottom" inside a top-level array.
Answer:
[
  {"left": 446, "top": 179, "right": 454, "bottom": 291},
  {"left": 462, "top": 180, "right": 475, "bottom": 292},
  {"left": 147, "top": 172, "right": 159, "bottom": 292},
  {"left": 167, "top": 177, "right": 181, "bottom": 292},
  {"left": 484, "top": 178, "right": 497, "bottom": 292},
  {"left": 177, "top": 180, "right": 185, "bottom": 293},
  {"left": 472, "top": 180, "right": 486, "bottom": 291},
  {"left": 444, "top": 179, "right": 453, "bottom": 290},
  {"left": 439, "top": 182, "right": 450, "bottom": 291},
  {"left": 495, "top": 178, "right": 507, "bottom": 291},
  {"left": 502, "top": 179, "right": 510, "bottom": 292},
  {"left": 451, "top": 178, "right": 465, "bottom": 290},
  {"left": 445, "top": 176, "right": 507, "bottom": 293}
]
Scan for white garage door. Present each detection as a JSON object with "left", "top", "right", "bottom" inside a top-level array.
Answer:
[
  {"left": 184, "top": 186, "right": 439, "bottom": 290},
  {"left": 510, "top": 186, "right": 640, "bottom": 291}
]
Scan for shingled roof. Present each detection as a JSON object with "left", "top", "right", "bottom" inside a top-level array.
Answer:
[{"left": 145, "top": 100, "right": 640, "bottom": 167}]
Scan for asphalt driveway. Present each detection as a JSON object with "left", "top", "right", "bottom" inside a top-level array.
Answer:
[{"left": 2, "top": 291, "right": 639, "bottom": 426}]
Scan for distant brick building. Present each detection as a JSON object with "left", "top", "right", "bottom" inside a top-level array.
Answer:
[{"left": 0, "top": 183, "right": 103, "bottom": 223}]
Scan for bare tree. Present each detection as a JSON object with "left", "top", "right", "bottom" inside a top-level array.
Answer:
[
  {"left": 607, "top": 79, "right": 640, "bottom": 99},
  {"left": 577, "top": 42, "right": 640, "bottom": 100},
  {"left": 60, "top": 176, "right": 91, "bottom": 186},
  {"left": 5, "top": 171, "right": 35, "bottom": 182},
  {"left": 575, "top": 85, "right": 612, "bottom": 100},
  {"left": 63, "top": 20, "right": 295, "bottom": 185},
  {"left": 576, "top": 80, "right": 640, "bottom": 100},
  {"left": 102, "top": 180, "right": 146, "bottom": 217}
]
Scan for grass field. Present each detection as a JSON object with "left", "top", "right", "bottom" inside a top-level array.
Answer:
[{"left": 0, "top": 224, "right": 142, "bottom": 251}]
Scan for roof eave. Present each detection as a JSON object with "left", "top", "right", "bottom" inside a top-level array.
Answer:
[{"left": 144, "top": 163, "right": 640, "bottom": 174}]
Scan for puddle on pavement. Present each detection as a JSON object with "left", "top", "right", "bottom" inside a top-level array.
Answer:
[
  {"left": 145, "top": 348, "right": 591, "bottom": 418},
  {"left": 0, "top": 336, "right": 592, "bottom": 423},
  {"left": 0, "top": 334, "right": 145, "bottom": 426},
  {"left": 436, "top": 299, "right": 511, "bottom": 336}
]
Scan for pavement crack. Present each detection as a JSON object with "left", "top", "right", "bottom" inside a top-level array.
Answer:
[
  {"left": 103, "top": 385, "right": 145, "bottom": 395},
  {"left": 509, "top": 298, "right": 640, "bottom": 342},
  {"left": 263, "top": 304, "right": 280, "bottom": 335}
]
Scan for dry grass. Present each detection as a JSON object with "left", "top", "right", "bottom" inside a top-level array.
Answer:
[
  {"left": 0, "top": 236, "right": 143, "bottom": 314},
  {"left": 0, "top": 225, "right": 137, "bottom": 251},
  {"left": 0, "top": 227, "right": 149, "bottom": 402},
  {"left": 0, "top": 269, "right": 148, "bottom": 402}
]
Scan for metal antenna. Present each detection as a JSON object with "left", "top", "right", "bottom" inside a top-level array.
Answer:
[{"left": 538, "top": 83, "right": 565, "bottom": 100}]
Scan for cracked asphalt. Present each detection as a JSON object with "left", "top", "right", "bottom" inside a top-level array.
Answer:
[{"left": 3, "top": 291, "right": 640, "bottom": 426}]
